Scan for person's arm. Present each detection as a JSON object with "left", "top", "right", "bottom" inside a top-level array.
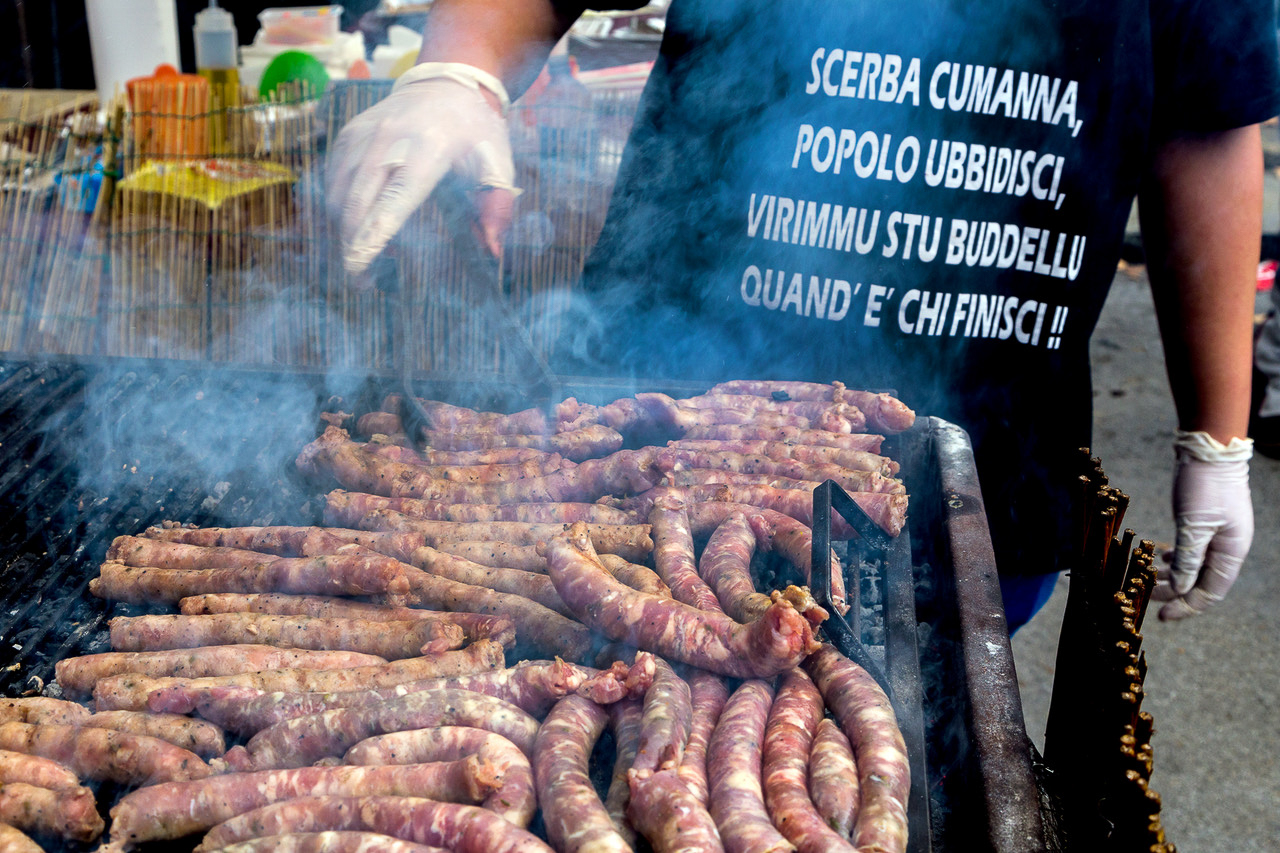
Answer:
[
  {"left": 1138, "top": 125, "right": 1259, "bottom": 620},
  {"left": 328, "top": 0, "right": 576, "bottom": 273},
  {"left": 418, "top": 0, "right": 575, "bottom": 100},
  {"left": 1141, "top": 125, "right": 1261, "bottom": 441}
]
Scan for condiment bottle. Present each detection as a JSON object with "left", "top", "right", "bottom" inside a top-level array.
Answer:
[{"left": 194, "top": 1, "right": 240, "bottom": 153}]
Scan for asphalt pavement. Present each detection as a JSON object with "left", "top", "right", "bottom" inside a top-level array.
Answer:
[{"left": 1010, "top": 126, "right": 1280, "bottom": 853}]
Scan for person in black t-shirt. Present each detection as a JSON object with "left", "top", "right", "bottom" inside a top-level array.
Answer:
[{"left": 326, "top": 0, "right": 1279, "bottom": 629}]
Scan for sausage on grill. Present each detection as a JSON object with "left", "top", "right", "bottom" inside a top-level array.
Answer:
[
  {"left": 56, "top": 645, "right": 389, "bottom": 699},
  {"left": 236, "top": 688, "right": 539, "bottom": 770},
  {"left": 106, "top": 640, "right": 505, "bottom": 714},
  {"left": 0, "top": 721, "right": 212, "bottom": 786},
  {"left": 106, "top": 764, "right": 507, "bottom": 850},
  {"left": 175, "top": 595, "right": 516, "bottom": 647},
  {"left": 648, "top": 489, "right": 724, "bottom": 613},
  {"left": 627, "top": 767, "right": 724, "bottom": 853},
  {"left": 192, "top": 796, "right": 553, "bottom": 853},
  {"left": 344, "top": 726, "right": 535, "bottom": 827},
  {"left": 0, "top": 697, "right": 91, "bottom": 727},
  {"left": 632, "top": 658, "right": 693, "bottom": 775},
  {"left": 544, "top": 523, "right": 819, "bottom": 679},
  {"left": 804, "top": 645, "right": 909, "bottom": 853},
  {"left": 108, "top": 613, "right": 465, "bottom": 658},
  {"left": 603, "top": 698, "right": 643, "bottom": 845},
  {"left": 0, "top": 781, "right": 104, "bottom": 843},
  {"left": 762, "top": 668, "right": 853, "bottom": 852},
  {"left": 707, "top": 680, "right": 794, "bottom": 853},
  {"left": 808, "top": 718, "right": 859, "bottom": 839},
  {"left": 83, "top": 710, "right": 227, "bottom": 759},
  {"left": 534, "top": 695, "right": 631, "bottom": 853},
  {"left": 676, "top": 669, "right": 730, "bottom": 806}
]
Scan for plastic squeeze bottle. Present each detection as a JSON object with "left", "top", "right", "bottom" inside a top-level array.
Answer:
[{"left": 194, "top": 1, "right": 239, "bottom": 152}]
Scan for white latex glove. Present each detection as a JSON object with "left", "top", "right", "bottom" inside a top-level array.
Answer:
[
  {"left": 327, "top": 62, "right": 517, "bottom": 275},
  {"left": 1153, "top": 429, "right": 1254, "bottom": 621}
]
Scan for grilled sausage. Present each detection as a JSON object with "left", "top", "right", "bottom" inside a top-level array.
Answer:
[
  {"left": 83, "top": 710, "right": 226, "bottom": 758},
  {"left": 358, "top": 445, "right": 568, "bottom": 481},
  {"left": 91, "top": 555, "right": 408, "bottom": 603},
  {"left": 299, "top": 428, "right": 661, "bottom": 504},
  {"left": 0, "top": 781, "right": 104, "bottom": 843},
  {"left": 648, "top": 490, "right": 724, "bottom": 613},
  {"left": 392, "top": 567, "right": 595, "bottom": 662},
  {"left": 705, "top": 380, "right": 842, "bottom": 402},
  {"left": 143, "top": 524, "right": 432, "bottom": 566},
  {"left": 108, "top": 613, "right": 464, "bottom": 658},
  {"left": 0, "top": 749, "right": 83, "bottom": 791},
  {"left": 545, "top": 523, "right": 819, "bottom": 679},
  {"left": 105, "top": 765, "right": 506, "bottom": 850},
  {"left": 189, "top": 658, "right": 627, "bottom": 735},
  {"left": 176, "top": 595, "right": 516, "bottom": 647},
  {"left": 344, "top": 726, "right": 535, "bottom": 827},
  {"left": 682, "top": 502, "right": 843, "bottom": 618},
  {"left": 201, "top": 831, "right": 445, "bottom": 853},
  {"left": 627, "top": 767, "right": 724, "bottom": 853},
  {"left": 645, "top": 483, "right": 907, "bottom": 539},
  {"left": 604, "top": 698, "right": 644, "bottom": 846},
  {"left": 102, "top": 640, "right": 505, "bottom": 713},
  {"left": 0, "top": 823, "right": 43, "bottom": 853},
  {"left": 326, "top": 492, "right": 636, "bottom": 525},
  {"left": 429, "top": 540, "right": 547, "bottom": 571},
  {"left": 803, "top": 645, "right": 908, "bottom": 853},
  {"left": 762, "top": 669, "right": 853, "bottom": 852},
  {"left": 0, "top": 698, "right": 90, "bottom": 727},
  {"left": 417, "top": 424, "right": 624, "bottom": 461},
  {"left": 404, "top": 547, "right": 573, "bottom": 617},
  {"left": 676, "top": 669, "right": 730, "bottom": 806},
  {"left": 237, "top": 688, "right": 539, "bottom": 769},
  {"left": 707, "top": 680, "right": 794, "bottom": 853},
  {"left": 0, "top": 722, "right": 212, "bottom": 786},
  {"left": 675, "top": 394, "right": 866, "bottom": 433},
  {"left": 656, "top": 446, "right": 896, "bottom": 482},
  {"left": 56, "top": 645, "right": 388, "bottom": 699},
  {"left": 699, "top": 512, "right": 771, "bottom": 623},
  {"left": 677, "top": 424, "right": 886, "bottom": 453},
  {"left": 328, "top": 502, "right": 654, "bottom": 563},
  {"left": 534, "top": 695, "right": 630, "bottom": 853},
  {"left": 655, "top": 466, "right": 900, "bottom": 496},
  {"left": 704, "top": 381, "right": 915, "bottom": 434},
  {"left": 421, "top": 446, "right": 563, "bottom": 465},
  {"left": 632, "top": 659, "right": 693, "bottom": 775},
  {"left": 808, "top": 719, "right": 859, "bottom": 839},
  {"left": 667, "top": 439, "right": 891, "bottom": 470},
  {"left": 613, "top": 392, "right": 854, "bottom": 434},
  {"left": 192, "top": 796, "right": 553, "bottom": 853},
  {"left": 396, "top": 397, "right": 552, "bottom": 435}
]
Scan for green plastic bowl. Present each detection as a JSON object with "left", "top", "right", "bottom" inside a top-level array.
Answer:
[{"left": 259, "top": 50, "right": 330, "bottom": 99}]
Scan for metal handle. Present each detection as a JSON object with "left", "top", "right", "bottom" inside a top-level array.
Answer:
[{"left": 811, "top": 479, "right": 899, "bottom": 709}]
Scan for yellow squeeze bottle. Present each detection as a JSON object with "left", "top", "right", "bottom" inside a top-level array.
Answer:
[{"left": 194, "top": 1, "right": 240, "bottom": 153}]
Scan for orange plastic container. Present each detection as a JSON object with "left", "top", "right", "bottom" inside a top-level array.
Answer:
[{"left": 126, "top": 64, "right": 210, "bottom": 160}]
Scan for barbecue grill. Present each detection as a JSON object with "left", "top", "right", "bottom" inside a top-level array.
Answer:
[{"left": 0, "top": 356, "right": 1051, "bottom": 852}]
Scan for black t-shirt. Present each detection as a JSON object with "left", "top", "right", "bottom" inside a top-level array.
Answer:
[{"left": 557, "top": 0, "right": 1280, "bottom": 576}]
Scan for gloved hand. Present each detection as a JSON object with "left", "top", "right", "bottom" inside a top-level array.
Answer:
[
  {"left": 1153, "top": 429, "right": 1253, "bottom": 621},
  {"left": 326, "top": 62, "right": 517, "bottom": 275}
]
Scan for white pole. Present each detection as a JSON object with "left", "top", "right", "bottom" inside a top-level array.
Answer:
[{"left": 85, "top": 0, "right": 181, "bottom": 104}]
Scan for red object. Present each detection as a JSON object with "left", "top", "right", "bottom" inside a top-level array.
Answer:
[{"left": 1258, "top": 260, "right": 1276, "bottom": 291}]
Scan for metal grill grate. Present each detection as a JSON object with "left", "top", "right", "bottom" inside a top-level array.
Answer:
[{"left": 0, "top": 361, "right": 1047, "bottom": 852}]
